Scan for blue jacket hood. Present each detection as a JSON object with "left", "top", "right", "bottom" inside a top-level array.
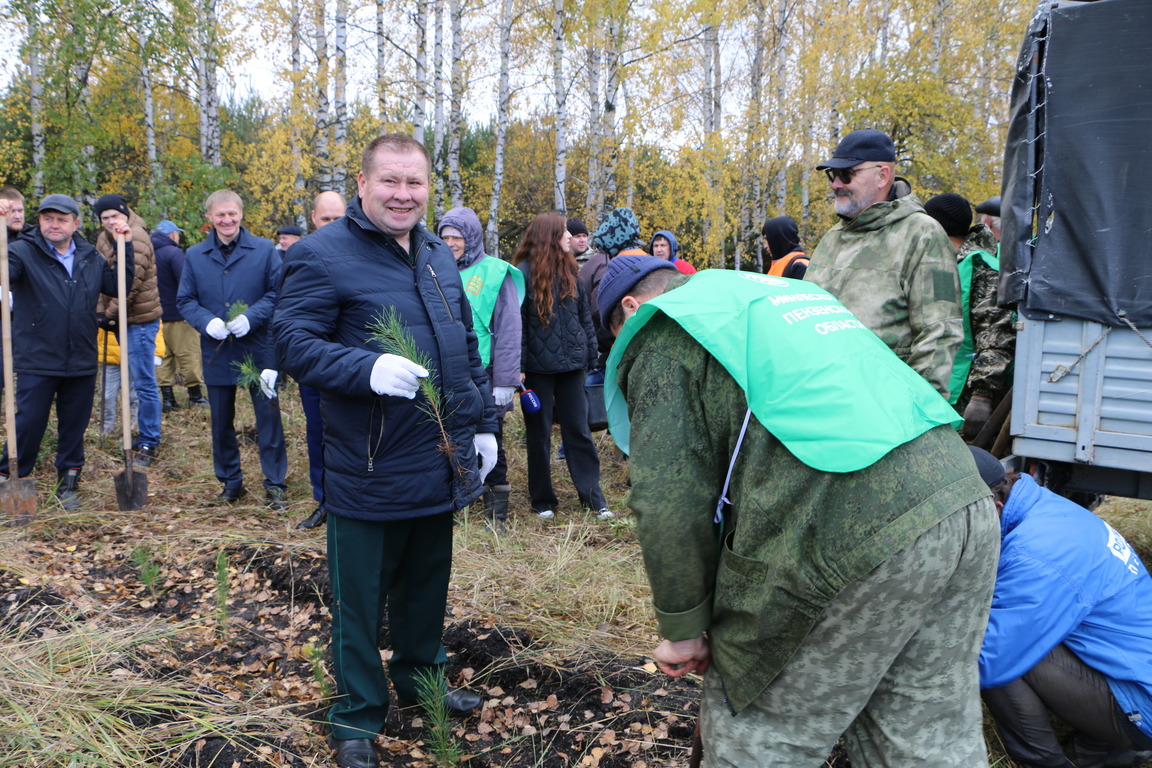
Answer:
[
  {"left": 439, "top": 207, "right": 486, "bottom": 268},
  {"left": 650, "top": 230, "right": 680, "bottom": 262}
]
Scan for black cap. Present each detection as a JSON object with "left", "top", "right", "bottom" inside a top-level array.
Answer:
[
  {"left": 816, "top": 129, "right": 896, "bottom": 170},
  {"left": 277, "top": 225, "right": 303, "bottom": 237},
  {"left": 975, "top": 196, "right": 1001, "bottom": 217},
  {"left": 969, "top": 446, "right": 1006, "bottom": 487},
  {"left": 567, "top": 217, "right": 589, "bottom": 236},
  {"left": 37, "top": 194, "right": 80, "bottom": 217},
  {"left": 924, "top": 193, "right": 973, "bottom": 238},
  {"left": 93, "top": 193, "right": 129, "bottom": 219}
]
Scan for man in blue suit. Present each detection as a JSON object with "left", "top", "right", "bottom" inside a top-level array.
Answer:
[{"left": 177, "top": 190, "right": 287, "bottom": 509}]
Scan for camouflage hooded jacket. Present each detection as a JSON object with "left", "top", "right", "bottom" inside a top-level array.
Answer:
[
  {"left": 806, "top": 183, "right": 963, "bottom": 399},
  {"left": 958, "top": 224, "right": 1014, "bottom": 402},
  {"left": 616, "top": 314, "right": 989, "bottom": 713}
]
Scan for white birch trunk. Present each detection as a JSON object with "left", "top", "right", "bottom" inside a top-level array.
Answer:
[
  {"left": 292, "top": 0, "right": 307, "bottom": 227},
  {"left": 314, "top": 0, "right": 332, "bottom": 190},
  {"left": 202, "top": 0, "right": 221, "bottom": 166},
  {"left": 551, "top": 0, "right": 567, "bottom": 214},
  {"left": 584, "top": 31, "right": 602, "bottom": 216},
  {"left": 27, "top": 1, "right": 44, "bottom": 196},
  {"left": 333, "top": 0, "right": 348, "bottom": 191},
  {"left": 412, "top": 0, "right": 428, "bottom": 141},
  {"left": 432, "top": 0, "right": 446, "bottom": 218},
  {"left": 773, "top": 0, "right": 790, "bottom": 214},
  {"left": 446, "top": 0, "right": 463, "bottom": 209},
  {"left": 601, "top": 13, "right": 621, "bottom": 219},
  {"left": 745, "top": 0, "right": 767, "bottom": 271},
  {"left": 140, "top": 37, "right": 160, "bottom": 204},
  {"left": 486, "top": 0, "right": 513, "bottom": 255}
]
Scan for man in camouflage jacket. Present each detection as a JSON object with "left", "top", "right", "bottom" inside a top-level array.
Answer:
[
  {"left": 599, "top": 256, "right": 999, "bottom": 767},
  {"left": 957, "top": 222, "right": 1014, "bottom": 438},
  {"left": 805, "top": 130, "right": 963, "bottom": 399}
]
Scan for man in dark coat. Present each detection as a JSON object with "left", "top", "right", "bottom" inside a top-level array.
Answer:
[
  {"left": 273, "top": 133, "right": 497, "bottom": 768},
  {"left": 0, "top": 194, "right": 133, "bottom": 510},
  {"left": 177, "top": 189, "right": 287, "bottom": 509},
  {"left": 152, "top": 220, "right": 207, "bottom": 410}
]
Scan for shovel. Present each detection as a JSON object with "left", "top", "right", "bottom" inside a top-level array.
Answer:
[
  {"left": 113, "top": 233, "right": 147, "bottom": 509},
  {"left": 0, "top": 223, "right": 36, "bottom": 524}
]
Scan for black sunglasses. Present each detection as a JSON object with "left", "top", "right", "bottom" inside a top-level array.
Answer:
[{"left": 824, "top": 164, "right": 885, "bottom": 184}]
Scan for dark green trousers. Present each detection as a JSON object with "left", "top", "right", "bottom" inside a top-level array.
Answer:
[{"left": 327, "top": 512, "right": 453, "bottom": 740}]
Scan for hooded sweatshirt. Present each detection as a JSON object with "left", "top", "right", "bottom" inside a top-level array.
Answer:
[
  {"left": 649, "top": 230, "right": 696, "bottom": 275},
  {"left": 438, "top": 207, "right": 523, "bottom": 390}
]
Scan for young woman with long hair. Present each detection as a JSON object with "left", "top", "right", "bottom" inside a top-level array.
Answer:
[{"left": 513, "top": 212, "right": 611, "bottom": 519}]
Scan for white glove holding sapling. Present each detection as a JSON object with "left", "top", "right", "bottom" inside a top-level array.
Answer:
[
  {"left": 154, "top": 355, "right": 163, "bottom": 367},
  {"left": 226, "top": 314, "right": 251, "bottom": 338},
  {"left": 205, "top": 317, "right": 229, "bottom": 340},
  {"left": 259, "top": 369, "right": 278, "bottom": 399},
  {"left": 492, "top": 386, "right": 516, "bottom": 408},
  {"left": 474, "top": 432, "right": 497, "bottom": 484},
  {"left": 370, "top": 354, "right": 428, "bottom": 398}
]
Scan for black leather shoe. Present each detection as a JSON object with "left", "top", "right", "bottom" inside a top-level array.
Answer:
[
  {"left": 265, "top": 486, "right": 289, "bottom": 511},
  {"left": 216, "top": 486, "right": 246, "bottom": 504},
  {"left": 329, "top": 737, "right": 379, "bottom": 768},
  {"left": 443, "top": 688, "right": 483, "bottom": 714},
  {"left": 296, "top": 504, "right": 327, "bottom": 529},
  {"left": 135, "top": 444, "right": 157, "bottom": 468}
]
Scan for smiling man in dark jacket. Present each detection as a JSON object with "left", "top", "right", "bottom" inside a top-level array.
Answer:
[
  {"left": 0, "top": 194, "right": 133, "bottom": 510},
  {"left": 273, "top": 133, "right": 497, "bottom": 768}
]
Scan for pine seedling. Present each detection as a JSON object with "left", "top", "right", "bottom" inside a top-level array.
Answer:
[
  {"left": 302, "top": 641, "right": 332, "bottom": 700},
  {"left": 414, "top": 668, "right": 463, "bottom": 767},
  {"left": 225, "top": 300, "right": 249, "bottom": 323},
  {"left": 214, "top": 547, "right": 230, "bottom": 639},
  {"left": 231, "top": 352, "right": 262, "bottom": 390},
  {"left": 367, "top": 308, "right": 465, "bottom": 476},
  {"left": 129, "top": 545, "right": 161, "bottom": 596}
]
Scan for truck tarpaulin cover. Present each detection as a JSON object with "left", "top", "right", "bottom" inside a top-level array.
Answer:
[{"left": 999, "top": 0, "right": 1152, "bottom": 327}]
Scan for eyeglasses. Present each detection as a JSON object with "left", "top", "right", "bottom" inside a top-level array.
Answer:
[{"left": 824, "top": 164, "right": 885, "bottom": 184}]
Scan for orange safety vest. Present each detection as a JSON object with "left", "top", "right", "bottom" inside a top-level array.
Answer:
[{"left": 767, "top": 251, "right": 809, "bottom": 278}]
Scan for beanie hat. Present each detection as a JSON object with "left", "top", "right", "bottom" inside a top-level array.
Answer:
[
  {"left": 924, "top": 193, "right": 973, "bottom": 238},
  {"left": 93, "top": 193, "right": 129, "bottom": 219},
  {"left": 760, "top": 216, "right": 801, "bottom": 261},
  {"left": 567, "top": 217, "right": 589, "bottom": 236},
  {"left": 597, "top": 254, "right": 677, "bottom": 325},
  {"left": 969, "top": 446, "right": 1006, "bottom": 487},
  {"left": 592, "top": 207, "right": 641, "bottom": 258}
]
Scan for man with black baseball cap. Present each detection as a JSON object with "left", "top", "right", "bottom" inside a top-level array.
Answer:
[
  {"left": 975, "top": 195, "right": 1002, "bottom": 242},
  {"left": 0, "top": 193, "right": 133, "bottom": 509},
  {"left": 805, "top": 128, "right": 963, "bottom": 399}
]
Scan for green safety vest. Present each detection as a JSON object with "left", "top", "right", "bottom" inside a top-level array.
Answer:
[
  {"left": 947, "top": 248, "right": 1000, "bottom": 405},
  {"left": 604, "top": 270, "right": 961, "bottom": 473},
  {"left": 458, "top": 256, "right": 525, "bottom": 367}
]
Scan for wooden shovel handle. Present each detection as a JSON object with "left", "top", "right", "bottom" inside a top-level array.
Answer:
[
  {"left": 117, "top": 234, "right": 132, "bottom": 453},
  {"left": 1, "top": 223, "right": 17, "bottom": 471}
]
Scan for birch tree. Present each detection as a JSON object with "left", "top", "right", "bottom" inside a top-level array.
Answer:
[
  {"left": 432, "top": 0, "right": 446, "bottom": 218},
  {"left": 197, "top": 0, "right": 221, "bottom": 166},
  {"left": 411, "top": 0, "right": 428, "bottom": 141},
  {"left": 551, "top": 0, "right": 567, "bottom": 213},
  {"left": 446, "top": 0, "right": 464, "bottom": 209},
  {"left": 314, "top": 0, "right": 332, "bottom": 189},
  {"left": 26, "top": 0, "right": 44, "bottom": 196},
  {"left": 332, "top": 0, "right": 348, "bottom": 192},
  {"left": 485, "top": 0, "right": 514, "bottom": 254}
]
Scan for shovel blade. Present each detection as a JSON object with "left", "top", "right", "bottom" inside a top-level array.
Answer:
[
  {"left": 0, "top": 478, "right": 37, "bottom": 525},
  {"left": 114, "top": 469, "right": 148, "bottom": 510}
]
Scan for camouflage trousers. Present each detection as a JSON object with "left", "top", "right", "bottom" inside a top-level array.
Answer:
[{"left": 700, "top": 496, "right": 1000, "bottom": 767}]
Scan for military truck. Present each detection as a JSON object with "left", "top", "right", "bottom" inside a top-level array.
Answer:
[{"left": 1000, "top": 0, "right": 1152, "bottom": 501}]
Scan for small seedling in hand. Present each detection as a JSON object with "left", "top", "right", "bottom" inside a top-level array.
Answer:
[
  {"left": 232, "top": 353, "right": 262, "bottom": 390},
  {"left": 225, "top": 301, "right": 249, "bottom": 323}
]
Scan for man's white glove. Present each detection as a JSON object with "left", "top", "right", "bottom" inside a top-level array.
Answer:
[
  {"left": 492, "top": 386, "right": 516, "bottom": 408},
  {"left": 370, "top": 353, "right": 428, "bottom": 398},
  {"left": 205, "top": 317, "right": 229, "bottom": 340},
  {"left": 474, "top": 432, "right": 497, "bottom": 484},
  {"left": 154, "top": 355, "right": 163, "bottom": 367},
  {"left": 259, "top": 369, "right": 278, "bottom": 399},
  {"left": 226, "top": 314, "right": 251, "bottom": 338}
]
